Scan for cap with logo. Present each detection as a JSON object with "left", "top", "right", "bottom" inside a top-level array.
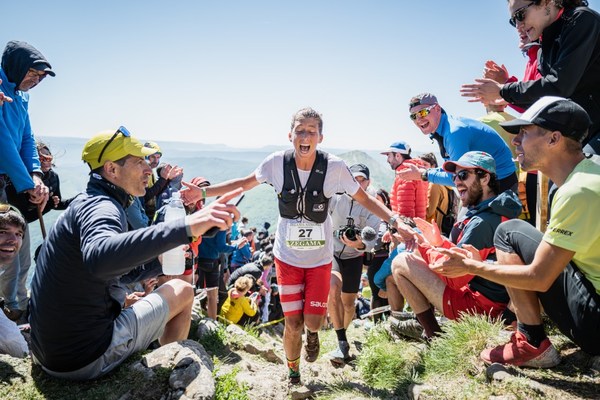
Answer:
[
  {"left": 443, "top": 151, "right": 496, "bottom": 175},
  {"left": 409, "top": 93, "right": 438, "bottom": 112},
  {"left": 350, "top": 163, "right": 370, "bottom": 180},
  {"left": 82, "top": 129, "right": 155, "bottom": 170},
  {"left": 500, "top": 96, "right": 591, "bottom": 142},
  {"left": 381, "top": 141, "right": 411, "bottom": 155}
]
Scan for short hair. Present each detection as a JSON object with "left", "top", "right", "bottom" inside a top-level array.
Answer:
[
  {"left": 290, "top": 107, "right": 323, "bottom": 134},
  {"left": 550, "top": 0, "right": 588, "bottom": 7},
  {"left": 234, "top": 276, "right": 253, "bottom": 293},
  {"left": 260, "top": 255, "right": 274, "bottom": 267},
  {"left": 418, "top": 152, "right": 438, "bottom": 168},
  {"left": 376, "top": 188, "right": 391, "bottom": 210},
  {"left": 241, "top": 217, "right": 248, "bottom": 224},
  {"left": 0, "top": 204, "right": 26, "bottom": 233},
  {"left": 474, "top": 169, "right": 500, "bottom": 195},
  {"left": 90, "top": 154, "right": 129, "bottom": 176}
]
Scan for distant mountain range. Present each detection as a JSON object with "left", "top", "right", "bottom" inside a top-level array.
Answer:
[{"left": 26, "top": 136, "right": 404, "bottom": 272}]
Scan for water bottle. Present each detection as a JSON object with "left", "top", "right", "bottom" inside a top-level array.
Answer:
[{"left": 161, "top": 191, "right": 186, "bottom": 275}]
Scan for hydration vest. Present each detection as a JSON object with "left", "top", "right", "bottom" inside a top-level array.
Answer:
[{"left": 278, "top": 149, "right": 329, "bottom": 223}]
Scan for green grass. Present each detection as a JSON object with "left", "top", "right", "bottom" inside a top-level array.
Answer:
[
  {"left": 214, "top": 364, "right": 250, "bottom": 400},
  {"left": 197, "top": 324, "right": 229, "bottom": 357},
  {"left": 356, "top": 325, "right": 422, "bottom": 392}
]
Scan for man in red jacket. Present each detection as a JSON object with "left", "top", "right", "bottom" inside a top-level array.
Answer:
[{"left": 381, "top": 141, "right": 429, "bottom": 219}]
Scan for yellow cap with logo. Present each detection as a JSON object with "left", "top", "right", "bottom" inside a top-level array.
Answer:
[{"left": 81, "top": 126, "right": 155, "bottom": 170}]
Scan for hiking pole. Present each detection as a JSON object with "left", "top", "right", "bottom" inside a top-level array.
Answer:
[{"left": 37, "top": 206, "right": 47, "bottom": 239}]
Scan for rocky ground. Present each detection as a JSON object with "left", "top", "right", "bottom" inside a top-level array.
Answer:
[{"left": 1, "top": 301, "right": 600, "bottom": 399}]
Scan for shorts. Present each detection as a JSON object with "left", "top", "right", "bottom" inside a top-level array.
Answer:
[
  {"left": 275, "top": 257, "right": 331, "bottom": 316},
  {"left": 332, "top": 255, "right": 364, "bottom": 293},
  {"left": 34, "top": 292, "right": 169, "bottom": 380},
  {"left": 196, "top": 258, "right": 220, "bottom": 289},
  {"left": 442, "top": 285, "right": 506, "bottom": 320},
  {"left": 495, "top": 219, "right": 600, "bottom": 355}
]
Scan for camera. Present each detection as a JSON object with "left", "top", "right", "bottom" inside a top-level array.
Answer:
[{"left": 334, "top": 217, "right": 361, "bottom": 241}]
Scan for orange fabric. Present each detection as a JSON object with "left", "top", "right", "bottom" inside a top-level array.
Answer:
[{"left": 390, "top": 158, "right": 429, "bottom": 218}]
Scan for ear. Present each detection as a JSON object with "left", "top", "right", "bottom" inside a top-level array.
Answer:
[
  {"left": 318, "top": 133, "right": 323, "bottom": 144},
  {"left": 548, "top": 130, "right": 562, "bottom": 147},
  {"left": 103, "top": 161, "right": 117, "bottom": 178},
  {"left": 288, "top": 131, "right": 292, "bottom": 142}
]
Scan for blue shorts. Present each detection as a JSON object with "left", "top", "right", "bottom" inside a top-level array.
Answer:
[{"left": 35, "top": 292, "right": 169, "bottom": 380}]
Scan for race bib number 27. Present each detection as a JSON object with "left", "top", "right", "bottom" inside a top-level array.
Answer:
[{"left": 286, "top": 223, "right": 326, "bottom": 250}]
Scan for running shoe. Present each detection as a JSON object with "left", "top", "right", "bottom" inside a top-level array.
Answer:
[
  {"left": 389, "top": 316, "right": 424, "bottom": 341},
  {"left": 304, "top": 331, "right": 320, "bottom": 362},
  {"left": 327, "top": 340, "right": 350, "bottom": 366},
  {"left": 480, "top": 331, "right": 561, "bottom": 368}
]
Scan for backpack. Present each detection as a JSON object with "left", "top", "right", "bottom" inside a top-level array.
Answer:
[{"left": 436, "top": 187, "right": 457, "bottom": 237}]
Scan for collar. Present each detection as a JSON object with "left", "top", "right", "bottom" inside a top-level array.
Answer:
[
  {"left": 87, "top": 173, "right": 133, "bottom": 208},
  {"left": 428, "top": 112, "right": 448, "bottom": 140}
]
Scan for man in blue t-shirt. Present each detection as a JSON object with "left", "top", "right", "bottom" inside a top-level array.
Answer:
[{"left": 397, "top": 92, "right": 517, "bottom": 193}]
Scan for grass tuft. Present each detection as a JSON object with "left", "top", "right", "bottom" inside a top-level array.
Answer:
[
  {"left": 214, "top": 365, "right": 250, "bottom": 400},
  {"left": 356, "top": 324, "right": 422, "bottom": 392},
  {"left": 422, "top": 313, "right": 504, "bottom": 379},
  {"left": 197, "top": 324, "right": 229, "bottom": 357}
]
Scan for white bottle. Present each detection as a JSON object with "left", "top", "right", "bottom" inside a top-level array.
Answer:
[{"left": 161, "top": 191, "right": 186, "bottom": 275}]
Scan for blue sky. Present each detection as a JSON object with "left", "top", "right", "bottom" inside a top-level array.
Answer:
[{"left": 4, "top": 0, "right": 600, "bottom": 153}]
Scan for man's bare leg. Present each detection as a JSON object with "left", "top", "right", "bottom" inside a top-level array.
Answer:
[{"left": 155, "top": 279, "right": 194, "bottom": 344}]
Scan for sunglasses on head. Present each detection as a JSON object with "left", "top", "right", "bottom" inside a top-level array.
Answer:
[
  {"left": 0, "top": 204, "right": 21, "bottom": 214},
  {"left": 409, "top": 105, "right": 436, "bottom": 121},
  {"left": 453, "top": 169, "right": 486, "bottom": 182},
  {"left": 97, "top": 126, "right": 131, "bottom": 164},
  {"left": 509, "top": 2, "right": 536, "bottom": 27}
]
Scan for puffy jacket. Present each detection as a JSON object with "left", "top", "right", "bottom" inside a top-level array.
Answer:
[{"left": 390, "top": 158, "right": 429, "bottom": 218}]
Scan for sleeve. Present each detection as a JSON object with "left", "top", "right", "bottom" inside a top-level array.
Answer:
[
  {"left": 79, "top": 198, "right": 190, "bottom": 280},
  {"left": 240, "top": 297, "right": 258, "bottom": 317},
  {"left": 427, "top": 167, "right": 454, "bottom": 187},
  {"left": 500, "top": 11, "right": 600, "bottom": 107},
  {"left": 215, "top": 230, "right": 237, "bottom": 254},
  {"left": 0, "top": 113, "right": 35, "bottom": 193},
  {"left": 396, "top": 180, "right": 417, "bottom": 218},
  {"left": 255, "top": 152, "right": 280, "bottom": 188},
  {"left": 329, "top": 158, "right": 359, "bottom": 197},
  {"left": 144, "top": 177, "right": 170, "bottom": 201}
]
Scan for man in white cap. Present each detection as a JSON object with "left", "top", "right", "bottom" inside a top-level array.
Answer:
[{"left": 435, "top": 97, "right": 600, "bottom": 367}]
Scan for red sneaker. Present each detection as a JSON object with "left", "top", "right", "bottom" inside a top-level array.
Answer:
[{"left": 480, "top": 331, "right": 561, "bottom": 368}]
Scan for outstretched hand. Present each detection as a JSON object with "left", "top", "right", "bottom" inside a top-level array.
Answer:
[
  {"left": 460, "top": 78, "right": 504, "bottom": 105},
  {"left": 180, "top": 180, "right": 203, "bottom": 205},
  {"left": 429, "top": 245, "right": 481, "bottom": 277},
  {"left": 414, "top": 217, "right": 443, "bottom": 247},
  {"left": 483, "top": 60, "right": 509, "bottom": 84},
  {"left": 0, "top": 81, "right": 14, "bottom": 106},
  {"left": 185, "top": 187, "right": 243, "bottom": 237},
  {"left": 394, "top": 163, "right": 423, "bottom": 182}
]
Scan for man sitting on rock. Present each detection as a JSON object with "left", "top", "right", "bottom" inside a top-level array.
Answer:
[
  {"left": 29, "top": 127, "right": 241, "bottom": 380},
  {"left": 0, "top": 204, "right": 29, "bottom": 358},
  {"left": 391, "top": 151, "right": 521, "bottom": 340}
]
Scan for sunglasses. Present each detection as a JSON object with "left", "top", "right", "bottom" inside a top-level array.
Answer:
[
  {"left": 453, "top": 169, "right": 487, "bottom": 182},
  {"left": 97, "top": 126, "right": 131, "bottom": 164},
  {"left": 0, "top": 204, "right": 21, "bottom": 214},
  {"left": 410, "top": 105, "right": 436, "bottom": 121},
  {"left": 509, "top": 2, "right": 536, "bottom": 27}
]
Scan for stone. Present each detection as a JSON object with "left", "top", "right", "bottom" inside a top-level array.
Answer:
[{"left": 486, "top": 363, "right": 514, "bottom": 382}]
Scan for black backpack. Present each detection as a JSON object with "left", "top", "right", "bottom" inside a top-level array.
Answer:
[{"left": 436, "top": 187, "right": 457, "bottom": 237}]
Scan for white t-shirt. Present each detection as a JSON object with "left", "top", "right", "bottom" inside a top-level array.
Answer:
[{"left": 255, "top": 150, "right": 360, "bottom": 267}]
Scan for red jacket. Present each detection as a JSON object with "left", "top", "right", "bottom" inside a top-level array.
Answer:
[{"left": 390, "top": 159, "right": 429, "bottom": 218}]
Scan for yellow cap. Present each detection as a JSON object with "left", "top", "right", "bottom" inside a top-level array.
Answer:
[
  {"left": 81, "top": 128, "right": 156, "bottom": 170},
  {"left": 143, "top": 141, "right": 162, "bottom": 155}
]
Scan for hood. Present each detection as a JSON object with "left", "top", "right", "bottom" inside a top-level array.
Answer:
[
  {"left": 1, "top": 40, "right": 54, "bottom": 88},
  {"left": 468, "top": 189, "right": 522, "bottom": 220}
]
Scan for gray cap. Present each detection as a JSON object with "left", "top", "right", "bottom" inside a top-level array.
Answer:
[{"left": 409, "top": 93, "right": 438, "bottom": 111}]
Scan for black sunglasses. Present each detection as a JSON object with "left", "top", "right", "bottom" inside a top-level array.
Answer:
[
  {"left": 452, "top": 169, "right": 486, "bottom": 182},
  {"left": 509, "top": 2, "right": 536, "bottom": 27},
  {"left": 97, "top": 126, "right": 131, "bottom": 164}
]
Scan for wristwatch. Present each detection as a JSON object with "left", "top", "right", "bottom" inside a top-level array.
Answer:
[
  {"left": 421, "top": 170, "right": 428, "bottom": 182},
  {"left": 389, "top": 214, "right": 400, "bottom": 226}
]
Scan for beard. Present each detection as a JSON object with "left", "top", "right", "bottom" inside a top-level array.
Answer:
[{"left": 464, "top": 178, "right": 484, "bottom": 207}]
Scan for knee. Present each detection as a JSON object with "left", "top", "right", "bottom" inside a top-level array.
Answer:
[
  {"left": 171, "top": 279, "right": 194, "bottom": 304},
  {"left": 385, "top": 275, "right": 396, "bottom": 288},
  {"left": 285, "top": 315, "right": 304, "bottom": 332}
]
